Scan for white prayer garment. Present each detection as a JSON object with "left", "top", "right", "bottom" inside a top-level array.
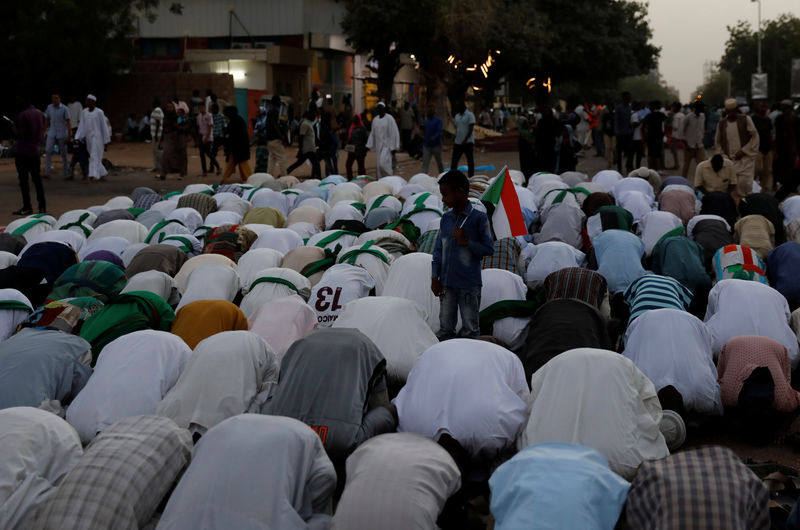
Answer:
[
  {"left": 623, "top": 308, "right": 723, "bottom": 416},
  {"left": 248, "top": 295, "right": 317, "bottom": 363},
  {"left": 173, "top": 254, "right": 237, "bottom": 293},
  {"left": 383, "top": 252, "right": 440, "bottom": 333},
  {"left": 66, "top": 330, "right": 192, "bottom": 443},
  {"left": 394, "top": 339, "right": 529, "bottom": 461},
  {"left": 309, "top": 264, "right": 374, "bottom": 327},
  {"left": 517, "top": 348, "right": 669, "bottom": 480},
  {"left": 0, "top": 407, "right": 83, "bottom": 529},
  {"left": 75, "top": 106, "right": 111, "bottom": 180},
  {"left": 477, "top": 269, "right": 530, "bottom": 351},
  {"left": 239, "top": 267, "right": 312, "bottom": 319},
  {"left": 333, "top": 296, "right": 438, "bottom": 382},
  {"left": 523, "top": 242, "right": 586, "bottom": 290},
  {"left": 251, "top": 228, "right": 304, "bottom": 254},
  {"left": 0, "top": 288, "right": 33, "bottom": 341},
  {"left": 157, "top": 331, "right": 278, "bottom": 437},
  {"left": 704, "top": 279, "right": 800, "bottom": 367},
  {"left": 331, "top": 433, "right": 461, "bottom": 530},
  {"left": 175, "top": 263, "right": 240, "bottom": 311},
  {"left": 366, "top": 114, "right": 400, "bottom": 178},
  {"left": 237, "top": 248, "right": 285, "bottom": 293}
]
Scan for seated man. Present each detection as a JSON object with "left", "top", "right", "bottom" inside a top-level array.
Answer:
[
  {"left": 694, "top": 153, "right": 736, "bottom": 195},
  {"left": 332, "top": 433, "right": 461, "bottom": 530},
  {"left": 31, "top": 415, "right": 192, "bottom": 529},
  {"left": 394, "top": 339, "right": 528, "bottom": 469},
  {"left": 0, "top": 328, "right": 91, "bottom": 410},
  {"left": 626, "top": 446, "right": 769, "bottom": 529},
  {"left": 158, "top": 415, "right": 337, "bottom": 529},
  {"left": 261, "top": 328, "right": 396, "bottom": 463},
  {"left": 705, "top": 279, "right": 798, "bottom": 367},
  {"left": 517, "top": 348, "right": 669, "bottom": 480},
  {"left": 623, "top": 308, "right": 723, "bottom": 417},
  {"left": 490, "top": 443, "right": 630, "bottom": 530}
]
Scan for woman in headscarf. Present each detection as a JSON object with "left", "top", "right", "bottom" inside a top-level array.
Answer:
[
  {"left": 158, "top": 102, "right": 188, "bottom": 181},
  {"left": 171, "top": 300, "right": 249, "bottom": 349},
  {"left": 345, "top": 113, "right": 368, "bottom": 181},
  {"left": 0, "top": 407, "right": 84, "bottom": 529},
  {"left": 219, "top": 105, "right": 252, "bottom": 184},
  {"left": 156, "top": 415, "right": 336, "bottom": 530},
  {"left": 66, "top": 330, "right": 192, "bottom": 444},
  {"left": 157, "top": 331, "right": 278, "bottom": 438}
]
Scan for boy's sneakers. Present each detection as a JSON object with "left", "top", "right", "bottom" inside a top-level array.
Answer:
[
  {"left": 660, "top": 410, "right": 686, "bottom": 452},
  {"left": 12, "top": 208, "right": 32, "bottom": 216}
]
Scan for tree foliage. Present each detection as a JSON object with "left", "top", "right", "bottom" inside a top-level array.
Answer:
[
  {"left": 719, "top": 14, "right": 800, "bottom": 101},
  {"left": 339, "top": 0, "right": 658, "bottom": 107},
  {"left": 694, "top": 70, "right": 732, "bottom": 107},
  {"left": 0, "top": 0, "right": 159, "bottom": 114}
]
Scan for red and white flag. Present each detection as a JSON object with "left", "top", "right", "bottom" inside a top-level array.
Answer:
[{"left": 481, "top": 166, "right": 527, "bottom": 239}]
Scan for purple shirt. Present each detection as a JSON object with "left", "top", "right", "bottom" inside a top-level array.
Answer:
[{"left": 14, "top": 106, "right": 45, "bottom": 156}]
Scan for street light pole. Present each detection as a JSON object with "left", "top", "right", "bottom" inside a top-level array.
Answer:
[{"left": 752, "top": 0, "right": 762, "bottom": 73}]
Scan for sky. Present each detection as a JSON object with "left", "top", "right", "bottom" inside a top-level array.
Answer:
[{"left": 647, "top": 0, "right": 799, "bottom": 101}]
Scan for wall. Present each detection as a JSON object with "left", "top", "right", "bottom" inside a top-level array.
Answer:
[{"left": 106, "top": 73, "right": 234, "bottom": 133}]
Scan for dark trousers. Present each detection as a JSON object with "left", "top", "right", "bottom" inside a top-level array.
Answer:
[
  {"left": 199, "top": 141, "right": 219, "bottom": 174},
  {"left": 616, "top": 133, "right": 633, "bottom": 173},
  {"left": 401, "top": 128, "right": 412, "bottom": 152},
  {"left": 592, "top": 128, "right": 605, "bottom": 157},
  {"left": 15, "top": 155, "right": 46, "bottom": 211},
  {"left": 632, "top": 140, "right": 644, "bottom": 169},
  {"left": 451, "top": 142, "right": 475, "bottom": 177},
  {"left": 345, "top": 152, "right": 366, "bottom": 180},
  {"left": 287, "top": 150, "right": 321, "bottom": 179}
]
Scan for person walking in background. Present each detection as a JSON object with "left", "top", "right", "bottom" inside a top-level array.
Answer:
[
  {"left": 344, "top": 113, "right": 367, "bottom": 180},
  {"left": 631, "top": 101, "right": 650, "bottom": 169},
  {"left": 286, "top": 110, "right": 321, "bottom": 179},
  {"left": 669, "top": 102, "right": 685, "bottom": 170},
  {"left": 157, "top": 102, "right": 188, "bottom": 181},
  {"left": 451, "top": 101, "right": 475, "bottom": 177},
  {"left": 715, "top": 98, "right": 759, "bottom": 201},
  {"left": 149, "top": 99, "right": 164, "bottom": 173},
  {"left": 614, "top": 91, "right": 634, "bottom": 174},
  {"left": 366, "top": 102, "right": 399, "bottom": 178},
  {"left": 210, "top": 103, "right": 226, "bottom": 176},
  {"left": 74, "top": 94, "right": 110, "bottom": 182},
  {"left": 266, "top": 95, "right": 286, "bottom": 177},
  {"left": 44, "top": 93, "right": 71, "bottom": 179},
  {"left": 67, "top": 95, "right": 82, "bottom": 138},
  {"left": 252, "top": 106, "right": 269, "bottom": 173},
  {"left": 589, "top": 102, "right": 604, "bottom": 158},
  {"left": 11, "top": 101, "right": 46, "bottom": 215},
  {"left": 219, "top": 105, "right": 252, "bottom": 184},
  {"left": 422, "top": 107, "right": 444, "bottom": 175},
  {"left": 399, "top": 101, "right": 414, "bottom": 153},
  {"left": 196, "top": 103, "right": 218, "bottom": 177},
  {"left": 643, "top": 100, "right": 665, "bottom": 171},
  {"left": 601, "top": 105, "right": 616, "bottom": 169},
  {"left": 752, "top": 100, "right": 774, "bottom": 193},
  {"left": 681, "top": 101, "right": 706, "bottom": 179}
]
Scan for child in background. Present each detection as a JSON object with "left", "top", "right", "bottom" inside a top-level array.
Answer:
[
  {"left": 67, "top": 139, "right": 88, "bottom": 180},
  {"left": 431, "top": 170, "right": 494, "bottom": 339}
]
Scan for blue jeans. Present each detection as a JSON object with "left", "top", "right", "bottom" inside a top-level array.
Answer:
[{"left": 438, "top": 285, "right": 482, "bottom": 340}]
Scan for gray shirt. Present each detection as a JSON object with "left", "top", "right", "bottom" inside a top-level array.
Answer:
[{"left": 45, "top": 104, "right": 71, "bottom": 139}]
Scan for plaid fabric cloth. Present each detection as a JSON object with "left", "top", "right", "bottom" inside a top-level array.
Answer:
[
  {"left": 626, "top": 446, "right": 770, "bottom": 530},
  {"left": 132, "top": 192, "right": 163, "bottom": 211},
  {"left": 416, "top": 229, "right": 439, "bottom": 255},
  {"left": 31, "top": 415, "right": 192, "bottom": 529},
  {"left": 177, "top": 192, "right": 218, "bottom": 220},
  {"left": 543, "top": 267, "right": 607, "bottom": 309},
  {"left": 481, "top": 237, "right": 522, "bottom": 275},
  {"left": 718, "top": 335, "right": 800, "bottom": 412},
  {"left": 212, "top": 112, "right": 226, "bottom": 139},
  {"left": 215, "top": 183, "right": 244, "bottom": 196}
]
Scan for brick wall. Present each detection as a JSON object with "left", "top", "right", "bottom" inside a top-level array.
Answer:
[{"left": 106, "top": 73, "right": 235, "bottom": 135}]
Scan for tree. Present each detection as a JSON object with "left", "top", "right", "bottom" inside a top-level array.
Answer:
[
  {"left": 719, "top": 14, "right": 800, "bottom": 101},
  {"left": 0, "top": 0, "right": 160, "bottom": 115},
  {"left": 693, "top": 70, "right": 732, "bottom": 107},
  {"left": 617, "top": 75, "right": 680, "bottom": 104}
]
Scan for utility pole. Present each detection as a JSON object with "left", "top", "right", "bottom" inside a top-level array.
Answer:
[{"left": 752, "top": 0, "right": 762, "bottom": 73}]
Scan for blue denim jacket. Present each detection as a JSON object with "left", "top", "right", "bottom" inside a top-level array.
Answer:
[{"left": 432, "top": 203, "right": 494, "bottom": 288}]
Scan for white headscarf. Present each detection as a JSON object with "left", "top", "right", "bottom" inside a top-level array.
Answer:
[
  {"left": 0, "top": 407, "right": 83, "bottom": 529},
  {"left": 157, "top": 331, "right": 278, "bottom": 436},
  {"left": 382, "top": 252, "right": 440, "bottom": 333},
  {"left": 239, "top": 267, "right": 311, "bottom": 319},
  {"left": 66, "top": 330, "right": 192, "bottom": 443},
  {"left": 237, "top": 248, "right": 285, "bottom": 293},
  {"left": 0, "top": 289, "right": 33, "bottom": 342},
  {"left": 248, "top": 295, "right": 317, "bottom": 363},
  {"left": 176, "top": 263, "right": 240, "bottom": 311}
]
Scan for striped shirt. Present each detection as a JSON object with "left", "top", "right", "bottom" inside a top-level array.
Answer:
[
  {"left": 623, "top": 274, "right": 693, "bottom": 325},
  {"left": 150, "top": 107, "right": 164, "bottom": 141},
  {"left": 544, "top": 267, "right": 607, "bottom": 310},
  {"left": 212, "top": 112, "right": 227, "bottom": 139}
]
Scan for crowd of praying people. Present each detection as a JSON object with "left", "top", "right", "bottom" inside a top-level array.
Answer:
[{"left": 3, "top": 147, "right": 800, "bottom": 528}]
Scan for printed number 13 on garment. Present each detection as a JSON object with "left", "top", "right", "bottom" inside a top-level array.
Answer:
[{"left": 314, "top": 287, "right": 343, "bottom": 312}]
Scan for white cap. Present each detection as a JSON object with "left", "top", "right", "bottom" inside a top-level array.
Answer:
[
  {"left": 376, "top": 101, "right": 386, "bottom": 108},
  {"left": 86, "top": 94, "right": 97, "bottom": 102}
]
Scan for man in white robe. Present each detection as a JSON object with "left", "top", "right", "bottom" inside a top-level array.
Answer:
[
  {"left": 75, "top": 94, "right": 111, "bottom": 181},
  {"left": 714, "top": 98, "right": 759, "bottom": 201},
  {"left": 366, "top": 102, "right": 399, "bottom": 178}
]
